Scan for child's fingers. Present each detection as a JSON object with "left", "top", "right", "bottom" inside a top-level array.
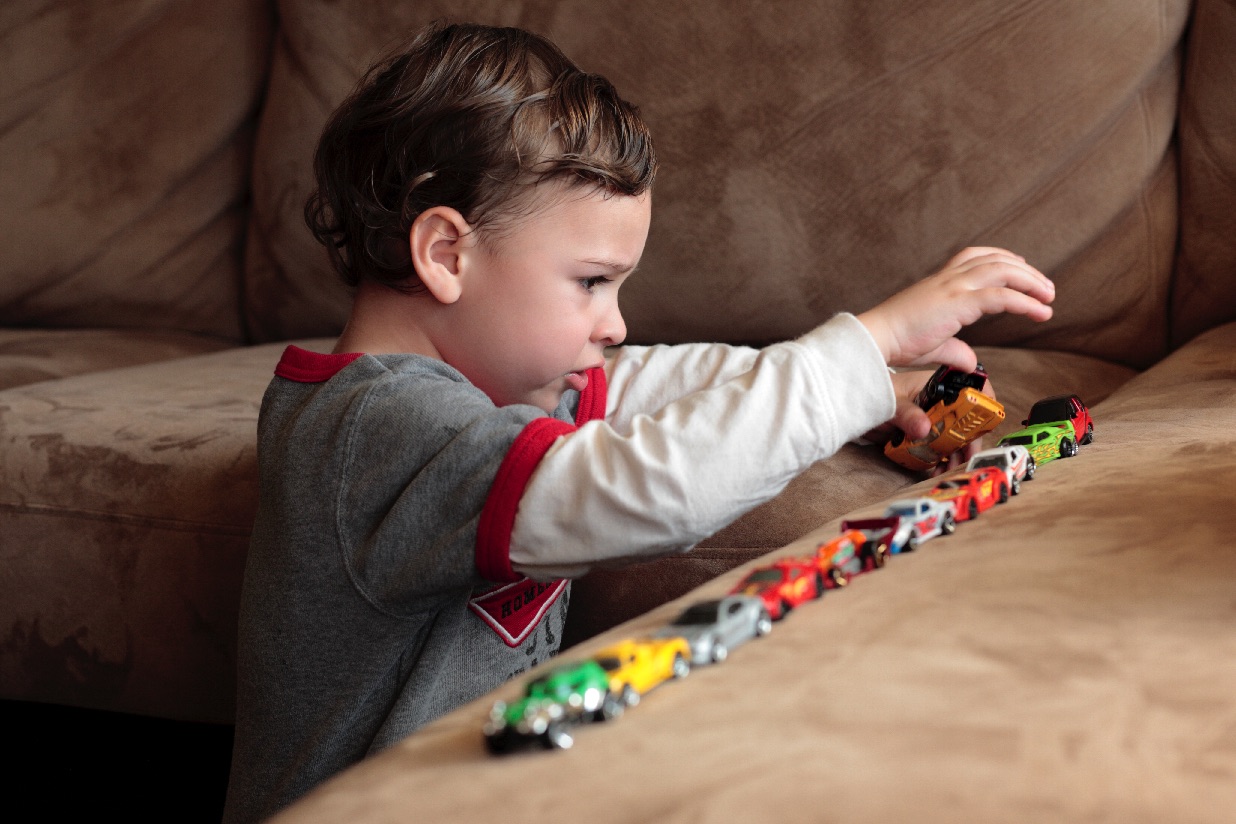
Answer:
[
  {"left": 900, "top": 336, "right": 978, "bottom": 371},
  {"left": 944, "top": 247, "right": 1025, "bottom": 268},
  {"left": 889, "top": 401, "right": 932, "bottom": 441},
  {"left": 948, "top": 253, "right": 1055, "bottom": 302},
  {"left": 970, "top": 285, "right": 1055, "bottom": 322}
]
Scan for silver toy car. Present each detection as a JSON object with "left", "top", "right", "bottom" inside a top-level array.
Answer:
[{"left": 654, "top": 595, "right": 772, "bottom": 665}]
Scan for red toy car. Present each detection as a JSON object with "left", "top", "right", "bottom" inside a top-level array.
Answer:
[
  {"left": 1023, "top": 393, "right": 1093, "bottom": 445},
  {"left": 928, "top": 466, "right": 1009, "bottom": 521},
  {"left": 813, "top": 529, "right": 888, "bottom": 588},
  {"left": 730, "top": 557, "right": 824, "bottom": 621}
]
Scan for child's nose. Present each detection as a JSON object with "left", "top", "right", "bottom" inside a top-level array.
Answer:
[{"left": 594, "top": 304, "right": 626, "bottom": 347}]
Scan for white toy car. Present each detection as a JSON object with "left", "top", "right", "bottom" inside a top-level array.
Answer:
[
  {"left": 881, "top": 497, "right": 957, "bottom": 544},
  {"left": 966, "top": 444, "right": 1034, "bottom": 495}
]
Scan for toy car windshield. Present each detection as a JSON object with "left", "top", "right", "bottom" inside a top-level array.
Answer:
[
  {"left": 1001, "top": 435, "right": 1034, "bottom": 446},
  {"left": 968, "top": 456, "right": 1004, "bottom": 469},
  {"left": 743, "top": 569, "right": 784, "bottom": 583},
  {"left": 671, "top": 602, "right": 722, "bottom": 625},
  {"left": 933, "top": 479, "right": 965, "bottom": 489}
]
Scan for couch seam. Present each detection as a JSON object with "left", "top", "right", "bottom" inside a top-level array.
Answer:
[{"left": 0, "top": 501, "right": 251, "bottom": 536}]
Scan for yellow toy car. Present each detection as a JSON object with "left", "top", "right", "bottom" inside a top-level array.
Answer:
[
  {"left": 885, "top": 365, "right": 1005, "bottom": 471},
  {"left": 591, "top": 637, "right": 691, "bottom": 707}
]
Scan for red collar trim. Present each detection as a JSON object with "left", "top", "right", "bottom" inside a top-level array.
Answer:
[
  {"left": 274, "top": 345, "right": 363, "bottom": 383},
  {"left": 575, "top": 365, "right": 607, "bottom": 425}
]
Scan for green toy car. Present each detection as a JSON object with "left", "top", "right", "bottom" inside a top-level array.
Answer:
[
  {"left": 484, "top": 660, "right": 623, "bottom": 754},
  {"left": 997, "top": 422, "right": 1078, "bottom": 466}
]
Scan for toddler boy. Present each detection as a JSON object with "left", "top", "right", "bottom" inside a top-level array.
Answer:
[{"left": 224, "top": 21, "right": 1054, "bottom": 824}]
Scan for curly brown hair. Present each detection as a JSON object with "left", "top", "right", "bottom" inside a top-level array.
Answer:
[{"left": 305, "top": 22, "right": 658, "bottom": 290}]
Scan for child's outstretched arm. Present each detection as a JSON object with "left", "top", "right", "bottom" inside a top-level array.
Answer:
[{"left": 507, "top": 247, "right": 1053, "bottom": 579}]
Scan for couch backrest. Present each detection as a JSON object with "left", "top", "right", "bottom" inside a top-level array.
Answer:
[
  {"left": 1173, "top": 0, "right": 1236, "bottom": 350},
  {"left": 0, "top": 0, "right": 274, "bottom": 343},
  {"left": 244, "top": 0, "right": 1208, "bottom": 369}
]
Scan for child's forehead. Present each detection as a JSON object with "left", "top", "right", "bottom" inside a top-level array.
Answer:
[{"left": 486, "top": 182, "right": 651, "bottom": 253}]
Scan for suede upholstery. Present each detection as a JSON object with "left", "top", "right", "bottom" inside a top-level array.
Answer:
[{"left": 2, "top": 8, "right": 1236, "bottom": 817}]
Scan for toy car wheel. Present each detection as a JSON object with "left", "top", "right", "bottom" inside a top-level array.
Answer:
[
  {"left": 620, "top": 684, "right": 641, "bottom": 708},
  {"left": 905, "top": 532, "right": 920, "bottom": 552},
  {"left": 542, "top": 723, "right": 574, "bottom": 751},
  {"left": 997, "top": 482, "right": 1009, "bottom": 504},
  {"left": 829, "top": 568, "right": 848, "bottom": 588},
  {"left": 671, "top": 653, "right": 690, "bottom": 680},
  {"left": 710, "top": 642, "right": 729, "bottom": 664},
  {"left": 941, "top": 513, "right": 957, "bottom": 535},
  {"left": 1025, "top": 457, "right": 1036, "bottom": 480},
  {"left": 777, "top": 599, "right": 793, "bottom": 620},
  {"left": 813, "top": 572, "right": 827, "bottom": 599},
  {"left": 595, "top": 694, "right": 625, "bottom": 722},
  {"left": 754, "top": 611, "right": 773, "bottom": 636},
  {"left": 967, "top": 499, "right": 979, "bottom": 520},
  {"left": 1060, "top": 437, "right": 1077, "bottom": 458},
  {"left": 1011, "top": 476, "right": 1021, "bottom": 496},
  {"left": 1082, "top": 423, "right": 1094, "bottom": 445},
  {"left": 484, "top": 732, "right": 511, "bottom": 755},
  {"left": 864, "top": 541, "right": 888, "bottom": 569}
]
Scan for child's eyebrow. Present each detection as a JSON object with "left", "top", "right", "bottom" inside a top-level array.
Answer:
[{"left": 579, "top": 258, "right": 640, "bottom": 274}]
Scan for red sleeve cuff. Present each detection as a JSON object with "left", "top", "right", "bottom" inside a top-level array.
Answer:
[
  {"left": 475, "top": 418, "right": 576, "bottom": 583},
  {"left": 474, "top": 366, "right": 609, "bottom": 583}
]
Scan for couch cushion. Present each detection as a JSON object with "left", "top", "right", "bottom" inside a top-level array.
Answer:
[
  {"left": 1173, "top": 0, "right": 1236, "bottom": 348},
  {"left": 0, "top": 329, "right": 233, "bottom": 391},
  {"left": 0, "top": 0, "right": 274, "bottom": 341},
  {"left": 0, "top": 340, "right": 331, "bottom": 722},
  {"left": 245, "top": 0, "right": 1187, "bottom": 370}
]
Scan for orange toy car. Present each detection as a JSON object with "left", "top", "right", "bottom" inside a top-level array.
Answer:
[{"left": 885, "top": 364, "right": 1005, "bottom": 471}]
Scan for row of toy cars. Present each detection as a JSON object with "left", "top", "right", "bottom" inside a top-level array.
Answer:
[
  {"left": 483, "top": 377, "right": 1095, "bottom": 755},
  {"left": 884, "top": 363, "right": 1093, "bottom": 472},
  {"left": 485, "top": 531, "right": 913, "bottom": 753},
  {"left": 484, "top": 596, "right": 772, "bottom": 754}
]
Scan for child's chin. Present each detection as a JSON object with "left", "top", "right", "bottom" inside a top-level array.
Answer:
[{"left": 521, "top": 387, "right": 565, "bottom": 414}]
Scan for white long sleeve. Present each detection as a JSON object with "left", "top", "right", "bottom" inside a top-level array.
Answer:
[{"left": 508, "top": 313, "right": 896, "bottom": 579}]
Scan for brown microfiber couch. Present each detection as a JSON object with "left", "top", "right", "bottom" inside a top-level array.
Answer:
[{"left": 4, "top": 1, "right": 1236, "bottom": 817}]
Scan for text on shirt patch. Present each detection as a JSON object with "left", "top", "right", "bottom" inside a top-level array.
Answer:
[{"left": 468, "top": 578, "right": 567, "bottom": 647}]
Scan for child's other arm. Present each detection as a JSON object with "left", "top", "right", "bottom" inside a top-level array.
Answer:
[
  {"left": 508, "top": 312, "right": 894, "bottom": 579},
  {"left": 507, "top": 247, "right": 1053, "bottom": 580}
]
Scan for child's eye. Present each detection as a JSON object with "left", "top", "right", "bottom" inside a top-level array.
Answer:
[{"left": 579, "top": 276, "right": 611, "bottom": 293}]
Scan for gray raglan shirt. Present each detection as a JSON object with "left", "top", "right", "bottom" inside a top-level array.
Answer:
[{"left": 224, "top": 313, "right": 896, "bottom": 823}]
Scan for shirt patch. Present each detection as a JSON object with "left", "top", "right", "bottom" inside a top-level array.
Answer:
[{"left": 468, "top": 578, "right": 567, "bottom": 648}]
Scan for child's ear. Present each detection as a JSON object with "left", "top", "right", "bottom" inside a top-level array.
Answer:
[{"left": 409, "top": 206, "right": 473, "bottom": 304}]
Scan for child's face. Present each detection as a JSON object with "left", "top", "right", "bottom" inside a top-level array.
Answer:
[{"left": 443, "top": 185, "right": 651, "bottom": 412}]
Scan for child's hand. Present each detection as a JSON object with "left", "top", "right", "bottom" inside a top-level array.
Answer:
[
  {"left": 863, "top": 369, "right": 1001, "bottom": 476},
  {"left": 857, "top": 248, "right": 1054, "bottom": 370}
]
